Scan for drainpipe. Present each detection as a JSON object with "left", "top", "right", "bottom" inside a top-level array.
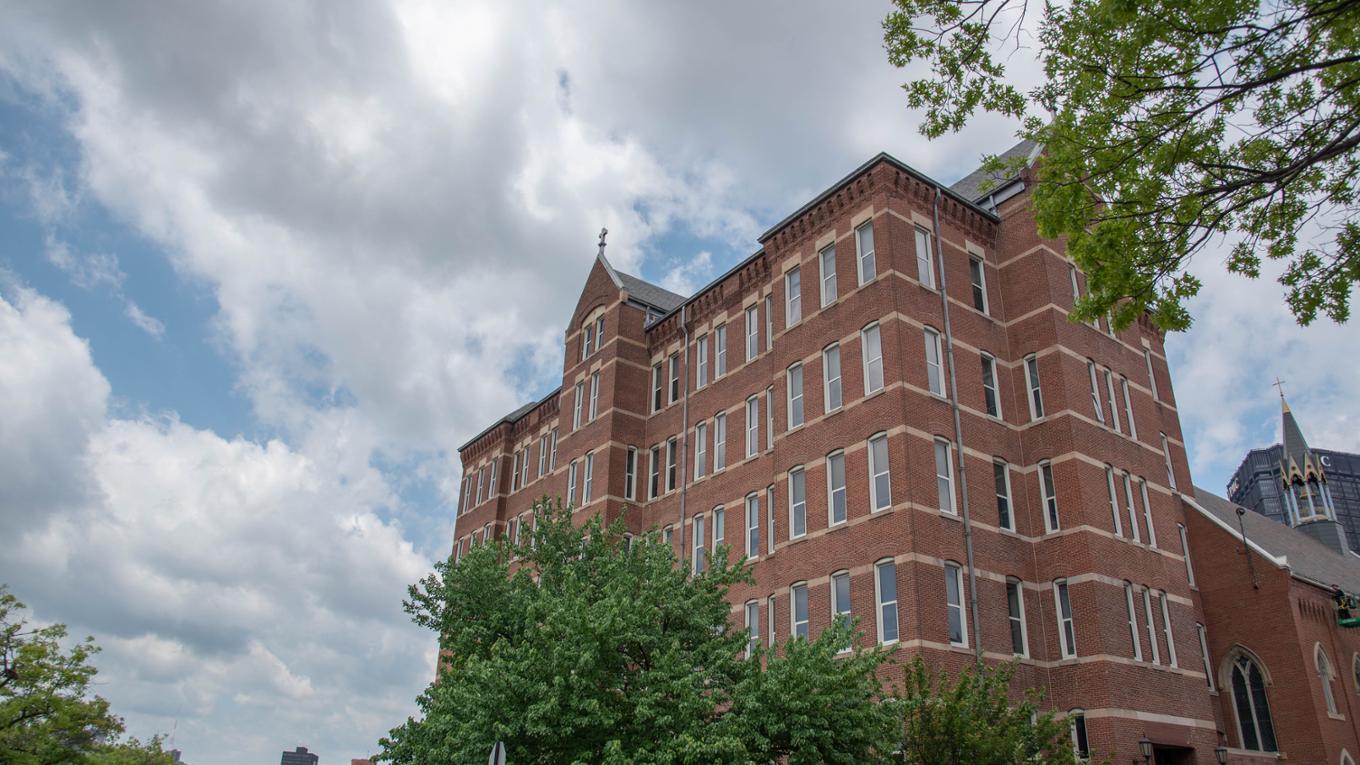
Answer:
[
  {"left": 933, "top": 187, "right": 984, "bottom": 661},
  {"left": 678, "top": 304, "right": 691, "bottom": 566}
]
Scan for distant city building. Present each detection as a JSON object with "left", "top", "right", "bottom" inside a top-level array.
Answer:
[
  {"left": 351, "top": 760, "right": 375, "bottom": 765},
  {"left": 1228, "top": 395, "right": 1359, "bottom": 555},
  {"left": 281, "top": 746, "right": 318, "bottom": 765}
]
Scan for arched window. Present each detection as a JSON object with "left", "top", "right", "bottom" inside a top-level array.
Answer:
[
  {"left": 1228, "top": 652, "right": 1278, "bottom": 752},
  {"left": 1318, "top": 644, "right": 1339, "bottom": 716}
]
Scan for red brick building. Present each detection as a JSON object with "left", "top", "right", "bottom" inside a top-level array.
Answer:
[{"left": 453, "top": 143, "right": 1222, "bottom": 763}]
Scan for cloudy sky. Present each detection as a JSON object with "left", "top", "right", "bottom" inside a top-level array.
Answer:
[{"left": 0, "top": 2, "right": 1355, "bottom": 763}]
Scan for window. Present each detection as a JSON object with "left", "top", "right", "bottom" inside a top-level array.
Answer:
[
  {"left": 1161, "top": 433, "right": 1177, "bottom": 489},
  {"left": 924, "top": 328, "right": 944, "bottom": 396},
  {"left": 1319, "top": 645, "right": 1339, "bottom": 715},
  {"left": 1007, "top": 578, "right": 1028, "bottom": 656},
  {"left": 1123, "top": 472, "right": 1142, "bottom": 542},
  {"left": 745, "top": 305, "right": 759, "bottom": 361},
  {"left": 489, "top": 460, "right": 497, "bottom": 496},
  {"left": 1142, "top": 588, "right": 1161, "bottom": 664},
  {"left": 1140, "top": 479, "right": 1157, "bottom": 546},
  {"left": 668, "top": 354, "right": 680, "bottom": 405},
  {"left": 994, "top": 460, "right": 1013, "bottom": 530},
  {"left": 589, "top": 371, "right": 600, "bottom": 421},
  {"left": 969, "top": 255, "right": 988, "bottom": 313},
  {"left": 1230, "top": 654, "right": 1277, "bottom": 751},
  {"left": 744, "top": 601, "right": 759, "bottom": 658},
  {"left": 573, "top": 381, "right": 584, "bottom": 429},
  {"left": 745, "top": 396, "right": 759, "bottom": 458},
  {"left": 693, "top": 514, "right": 706, "bottom": 573},
  {"left": 1160, "top": 592, "right": 1178, "bottom": 667},
  {"left": 1197, "top": 623, "right": 1214, "bottom": 690},
  {"left": 538, "top": 435, "right": 548, "bottom": 477},
  {"left": 1179, "top": 524, "right": 1195, "bottom": 587},
  {"left": 648, "top": 445, "right": 661, "bottom": 499},
  {"left": 766, "top": 484, "right": 776, "bottom": 555},
  {"left": 745, "top": 493, "right": 760, "bottom": 558},
  {"left": 625, "top": 446, "right": 637, "bottom": 501},
  {"left": 785, "top": 267, "right": 802, "bottom": 325},
  {"left": 823, "top": 344, "right": 843, "bottom": 411},
  {"left": 1121, "top": 376, "right": 1138, "bottom": 438},
  {"left": 694, "top": 422, "right": 708, "bottom": 479},
  {"left": 1069, "top": 712, "right": 1090, "bottom": 760},
  {"left": 787, "top": 364, "right": 805, "bottom": 428},
  {"left": 1124, "top": 582, "right": 1143, "bottom": 660},
  {"left": 1055, "top": 579, "right": 1076, "bottom": 657},
  {"left": 595, "top": 315, "right": 605, "bottom": 350},
  {"left": 713, "top": 506, "right": 725, "bottom": 549},
  {"left": 1105, "top": 466, "right": 1124, "bottom": 536},
  {"left": 520, "top": 446, "right": 530, "bottom": 488},
  {"left": 1087, "top": 361, "right": 1104, "bottom": 424},
  {"left": 827, "top": 451, "right": 847, "bottom": 525},
  {"left": 714, "top": 413, "right": 727, "bottom": 471},
  {"left": 831, "top": 570, "right": 851, "bottom": 651},
  {"left": 581, "top": 451, "right": 594, "bottom": 503},
  {"left": 876, "top": 560, "right": 899, "bottom": 644},
  {"left": 475, "top": 466, "right": 485, "bottom": 504},
  {"left": 549, "top": 428, "right": 558, "bottom": 470},
  {"left": 791, "top": 583, "right": 809, "bottom": 639},
  {"left": 935, "top": 439, "right": 955, "bottom": 514},
  {"left": 765, "top": 387, "right": 774, "bottom": 450},
  {"left": 1104, "top": 369, "right": 1121, "bottom": 433},
  {"left": 651, "top": 362, "right": 663, "bottom": 412},
  {"left": 1145, "top": 348, "right": 1160, "bottom": 401},
  {"left": 868, "top": 433, "right": 891, "bottom": 512},
  {"left": 856, "top": 221, "right": 876, "bottom": 285},
  {"left": 788, "top": 467, "right": 807, "bottom": 538},
  {"left": 819, "top": 244, "right": 837, "bottom": 306},
  {"left": 914, "top": 227, "right": 935, "bottom": 288},
  {"left": 662, "top": 524, "right": 674, "bottom": 546},
  {"left": 696, "top": 335, "right": 709, "bottom": 389},
  {"left": 862, "top": 323, "right": 884, "bottom": 394},
  {"left": 511, "top": 452, "right": 519, "bottom": 492},
  {"left": 765, "top": 296, "right": 773, "bottom": 352},
  {"left": 715, "top": 324, "right": 728, "bottom": 378},
  {"left": 666, "top": 437, "right": 678, "bottom": 493},
  {"left": 1040, "top": 461, "right": 1060, "bottom": 532},
  {"left": 980, "top": 353, "right": 1000, "bottom": 417},
  {"left": 945, "top": 562, "right": 967, "bottom": 646},
  {"left": 567, "top": 460, "right": 578, "bottom": 506},
  {"left": 1025, "top": 354, "right": 1044, "bottom": 419},
  {"left": 767, "top": 597, "right": 776, "bottom": 647}
]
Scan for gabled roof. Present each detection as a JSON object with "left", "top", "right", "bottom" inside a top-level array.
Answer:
[
  {"left": 617, "top": 271, "right": 685, "bottom": 313},
  {"left": 949, "top": 139, "right": 1041, "bottom": 203},
  {"left": 1190, "top": 486, "right": 1360, "bottom": 593},
  {"left": 457, "top": 387, "right": 561, "bottom": 452}
]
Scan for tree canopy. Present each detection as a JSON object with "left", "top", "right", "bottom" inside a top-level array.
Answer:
[{"left": 884, "top": 0, "right": 1360, "bottom": 329}]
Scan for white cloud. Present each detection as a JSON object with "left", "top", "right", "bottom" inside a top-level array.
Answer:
[
  {"left": 123, "top": 300, "right": 165, "bottom": 338},
  {"left": 44, "top": 235, "right": 124, "bottom": 290}
]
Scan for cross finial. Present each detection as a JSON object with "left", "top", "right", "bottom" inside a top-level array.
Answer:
[
  {"left": 1273, "top": 377, "right": 1287, "bottom": 398},
  {"left": 597, "top": 227, "right": 608, "bottom": 257}
]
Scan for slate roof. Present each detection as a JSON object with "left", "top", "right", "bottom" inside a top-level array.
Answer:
[
  {"left": 949, "top": 139, "right": 1040, "bottom": 203},
  {"left": 1191, "top": 486, "right": 1360, "bottom": 593},
  {"left": 618, "top": 271, "right": 685, "bottom": 313},
  {"left": 458, "top": 387, "right": 561, "bottom": 451}
]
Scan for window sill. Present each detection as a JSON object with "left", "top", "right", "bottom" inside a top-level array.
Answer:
[
  {"left": 864, "top": 387, "right": 886, "bottom": 401},
  {"left": 938, "top": 511, "right": 961, "bottom": 522}
]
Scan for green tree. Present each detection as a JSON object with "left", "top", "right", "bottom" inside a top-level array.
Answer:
[
  {"left": 884, "top": 0, "right": 1360, "bottom": 329},
  {"left": 378, "top": 499, "right": 902, "bottom": 765},
  {"left": 897, "top": 657, "right": 1090, "bottom": 765},
  {"left": 0, "top": 587, "right": 172, "bottom": 765}
]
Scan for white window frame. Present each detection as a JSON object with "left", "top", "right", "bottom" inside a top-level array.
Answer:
[
  {"left": 785, "top": 266, "right": 802, "bottom": 326},
  {"left": 1121, "top": 376, "right": 1138, "bottom": 439},
  {"left": 714, "top": 324, "right": 727, "bottom": 378},
  {"left": 968, "top": 254, "right": 988, "bottom": 314},
  {"left": 1040, "top": 461, "right": 1060, "bottom": 532},
  {"left": 994, "top": 459, "right": 1014, "bottom": 531},
  {"left": 538, "top": 435, "right": 548, "bottom": 478},
  {"left": 935, "top": 438, "right": 956, "bottom": 514},
  {"left": 981, "top": 353, "right": 1001, "bottom": 418},
  {"left": 831, "top": 570, "right": 852, "bottom": 653},
  {"left": 914, "top": 226, "right": 935, "bottom": 288},
  {"left": 696, "top": 334, "right": 709, "bottom": 389},
  {"left": 665, "top": 437, "right": 677, "bottom": 493},
  {"left": 1055, "top": 579, "right": 1076, "bottom": 658},
  {"left": 767, "top": 596, "right": 776, "bottom": 647},
  {"left": 693, "top": 513, "right": 706, "bottom": 573},
  {"left": 668, "top": 354, "right": 680, "bottom": 405},
  {"left": 823, "top": 343, "right": 842, "bottom": 412},
  {"left": 745, "top": 493, "right": 760, "bottom": 559},
  {"left": 549, "top": 428, "right": 557, "bottom": 470},
  {"left": 1104, "top": 368, "right": 1121, "bottom": 433},
  {"left": 511, "top": 452, "right": 520, "bottom": 493},
  {"left": 791, "top": 582, "right": 809, "bottom": 639},
  {"left": 1007, "top": 577, "right": 1029, "bottom": 657},
  {"left": 766, "top": 484, "right": 776, "bottom": 555},
  {"left": 765, "top": 387, "right": 774, "bottom": 450},
  {"left": 1160, "top": 591, "right": 1178, "bottom": 667},
  {"left": 827, "top": 450, "right": 847, "bottom": 526},
  {"left": 624, "top": 446, "right": 637, "bottom": 501},
  {"left": 1143, "top": 587, "right": 1161, "bottom": 664},
  {"left": 744, "top": 600, "right": 759, "bottom": 659},
  {"left": 945, "top": 562, "right": 967, "bottom": 647},
  {"left": 1179, "top": 523, "right": 1196, "bottom": 587},
  {"left": 1025, "top": 354, "right": 1044, "bottom": 420},
  {"left": 589, "top": 371, "right": 600, "bottom": 421},
  {"left": 924, "top": 327, "right": 944, "bottom": 396},
  {"left": 566, "top": 460, "right": 578, "bottom": 506},
  {"left": 1105, "top": 465, "right": 1124, "bottom": 536},
  {"left": 651, "top": 362, "right": 663, "bottom": 413},
  {"left": 582, "top": 451, "right": 594, "bottom": 504},
  {"left": 714, "top": 413, "right": 727, "bottom": 471},
  {"left": 1087, "top": 360, "right": 1104, "bottom": 424},
  {"left": 1197, "top": 623, "right": 1215, "bottom": 690},
  {"left": 862, "top": 323, "right": 884, "bottom": 395},
  {"left": 694, "top": 422, "right": 708, "bottom": 480},
  {"left": 787, "top": 363, "right": 805, "bottom": 429},
  {"left": 765, "top": 296, "right": 773, "bottom": 352},
  {"left": 745, "top": 304, "right": 759, "bottom": 362},
  {"left": 855, "top": 220, "right": 876, "bottom": 285},
  {"left": 1145, "top": 347, "right": 1160, "bottom": 401},
  {"left": 1141, "top": 479, "right": 1158, "bottom": 547},
  {"left": 1161, "top": 433, "right": 1178, "bottom": 489},
  {"left": 868, "top": 433, "right": 891, "bottom": 512},
  {"left": 745, "top": 396, "right": 759, "bottom": 458},
  {"left": 819, "top": 244, "right": 837, "bottom": 306},
  {"left": 788, "top": 466, "right": 807, "bottom": 539},
  {"left": 875, "top": 559, "right": 899, "bottom": 645},
  {"left": 712, "top": 506, "right": 725, "bottom": 549},
  {"left": 648, "top": 445, "right": 660, "bottom": 499},
  {"left": 1125, "top": 582, "right": 1143, "bottom": 660},
  {"left": 573, "top": 381, "right": 585, "bottom": 430}
]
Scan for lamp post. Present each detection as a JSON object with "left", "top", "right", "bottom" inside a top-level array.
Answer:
[
  {"left": 1138, "top": 736, "right": 1153, "bottom": 764},
  {"left": 1214, "top": 745, "right": 1229, "bottom": 764}
]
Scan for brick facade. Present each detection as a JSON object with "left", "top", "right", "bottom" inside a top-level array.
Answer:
[{"left": 454, "top": 151, "right": 1220, "bottom": 763}]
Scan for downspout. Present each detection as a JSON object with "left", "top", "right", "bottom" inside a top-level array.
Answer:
[
  {"left": 678, "top": 305, "right": 692, "bottom": 566},
  {"left": 933, "top": 187, "right": 984, "bottom": 661}
]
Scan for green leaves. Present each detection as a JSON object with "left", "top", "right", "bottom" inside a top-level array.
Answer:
[{"left": 885, "top": 0, "right": 1360, "bottom": 329}]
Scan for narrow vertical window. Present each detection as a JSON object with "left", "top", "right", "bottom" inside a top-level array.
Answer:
[
  {"left": 827, "top": 450, "right": 847, "bottom": 525},
  {"left": 819, "top": 244, "right": 837, "bottom": 306},
  {"left": 476, "top": 466, "right": 485, "bottom": 504},
  {"left": 1140, "top": 479, "right": 1157, "bottom": 547},
  {"left": 662, "top": 525, "right": 673, "bottom": 546},
  {"left": 589, "top": 371, "right": 600, "bottom": 420},
  {"left": 981, "top": 353, "right": 1000, "bottom": 417},
  {"left": 788, "top": 467, "right": 807, "bottom": 539},
  {"left": 624, "top": 446, "right": 637, "bottom": 501},
  {"left": 1055, "top": 579, "right": 1076, "bottom": 658},
  {"left": 1160, "top": 592, "right": 1178, "bottom": 667},
  {"left": 765, "top": 387, "right": 774, "bottom": 449},
  {"left": 1105, "top": 465, "right": 1124, "bottom": 536},
  {"left": 549, "top": 429, "right": 558, "bottom": 470},
  {"left": 648, "top": 445, "right": 661, "bottom": 499},
  {"left": 538, "top": 435, "right": 548, "bottom": 477},
  {"left": 823, "top": 344, "right": 843, "bottom": 411},
  {"left": 831, "top": 571, "right": 852, "bottom": 652},
  {"left": 567, "top": 460, "right": 578, "bottom": 506},
  {"left": 785, "top": 266, "right": 802, "bottom": 325},
  {"left": 696, "top": 334, "right": 709, "bottom": 389},
  {"left": 787, "top": 364, "right": 805, "bottom": 428},
  {"left": 935, "top": 439, "right": 955, "bottom": 514},
  {"left": 856, "top": 221, "right": 876, "bottom": 285},
  {"left": 651, "top": 362, "right": 663, "bottom": 412},
  {"left": 869, "top": 433, "right": 891, "bottom": 512},
  {"left": 1125, "top": 582, "right": 1143, "bottom": 660},
  {"left": 582, "top": 451, "right": 594, "bottom": 503},
  {"left": 1145, "top": 347, "right": 1160, "bottom": 401},
  {"left": 945, "top": 562, "right": 967, "bottom": 646},
  {"left": 876, "top": 560, "right": 899, "bottom": 644},
  {"left": 744, "top": 601, "right": 759, "bottom": 659},
  {"left": 745, "top": 396, "right": 759, "bottom": 458},
  {"left": 1121, "top": 376, "right": 1138, "bottom": 438},
  {"left": 1040, "top": 461, "right": 1060, "bottom": 532},
  {"left": 767, "top": 597, "right": 776, "bottom": 647},
  {"left": 520, "top": 447, "right": 530, "bottom": 487},
  {"left": 511, "top": 452, "right": 520, "bottom": 492},
  {"left": 668, "top": 353, "right": 680, "bottom": 404},
  {"left": 1104, "top": 369, "right": 1121, "bottom": 433},
  {"left": 573, "top": 381, "right": 585, "bottom": 429},
  {"left": 694, "top": 422, "right": 708, "bottom": 479},
  {"left": 994, "top": 460, "right": 1013, "bottom": 530},
  {"left": 764, "top": 296, "right": 773, "bottom": 352},
  {"left": 595, "top": 315, "right": 605, "bottom": 350},
  {"left": 1087, "top": 360, "right": 1105, "bottom": 424},
  {"left": 1161, "top": 433, "right": 1177, "bottom": 489},
  {"left": 1143, "top": 587, "right": 1161, "bottom": 664},
  {"left": 1025, "top": 354, "right": 1044, "bottom": 419},
  {"left": 924, "top": 327, "right": 944, "bottom": 396},
  {"left": 969, "top": 255, "right": 988, "bottom": 313},
  {"left": 712, "top": 506, "right": 725, "bottom": 549},
  {"left": 1179, "top": 523, "right": 1196, "bottom": 587},
  {"left": 693, "top": 514, "right": 706, "bottom": 573},
  {"left": 791, "top": 583, "right": 809, "bottom": 639},
  {"left": 581, "top": 324, "right": 592, "bottom": 361},
  {"left": 714, "top": 413, "right": 727, "bottom": 471},
  {"left": 666, "top": 437, "right": 677, "bottom": 492},
  {"left": 745, "top": 493, "right": 760, "bottom": 558},
  {"left": 1197, "top": 623, "right": 1214, "bottom": 690},
  {"left": 1070, "top": 713, "right": 1090, "bottom": 760},
  {"left": 715, "top": 324, "right": 727, "bottom": 378},
  {"left": 1007, "top": 578, "right": 1028, "bottom": 656},
  {"left": 489, "top": 460, "right": 497, "bottom": 496},
  {"left": 914, "top": 227, "right": 935, "bottom": 288},
  {"left": 745, "top": 304, "right": 759, "bottom": 362},
  {"left": 862, "top": 323, "right": 884, "bottom": 394}
]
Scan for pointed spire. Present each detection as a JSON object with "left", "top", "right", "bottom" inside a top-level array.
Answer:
[
  {"left": 1277, "top": 380, "right": 1325, "bottom": 487},
  {"left": 594, "top": 226, "right": 623, "bottom": 289}
]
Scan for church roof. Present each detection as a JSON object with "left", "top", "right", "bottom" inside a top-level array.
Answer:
[
  {"left": 617, "top": 271, "right": 685, "bottom": 313},
  {"left": 1279, "top": 393, "right": 1325, "bottom": 484}
]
